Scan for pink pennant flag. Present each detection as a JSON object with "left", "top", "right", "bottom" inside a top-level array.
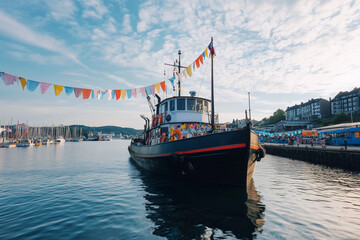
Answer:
[
  {"left": 1, "top": 72, "right": 17, "bottom": 85},
  {"left": 131, "top": 88, "right": 137, "bottom": 98},
  {"left": 140, "top": 87, "right": 146, "bottom": 97},
  {"left": 40, "top": 82, "right": 51, "bottom": 94},
  {"left": 74, "top": 88, "right": 82, "bottom": 98},
  {"left": 150, "top": 85, "right": 155, "bottom": 96}
]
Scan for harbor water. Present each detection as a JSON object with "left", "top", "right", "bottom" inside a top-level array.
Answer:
[{"left": 0, "top": 140, "right": 359, "bottom": 239}]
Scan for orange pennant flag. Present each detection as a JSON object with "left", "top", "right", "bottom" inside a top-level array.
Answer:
[
  {"left": 114, "top": 90, "right": 121, "bottom": 100},
  {"left": 121, "top": 89, "right": 126, "bottom": 100},
  {"left": 160, "top": 81, "right": 166, "bottom": 92},
  {"left": 199, "top": 54, "right": 203, "bottom": 64},
  {"left": 155, "top": 83, "right": 161, "bottom": 94},
  {"left": 54, "top": 85, "right": 63, "bottom": 96},
  {"left": 196, "top": 57, "right": 200, "bottom": 68},
  {"left": 82, "top": 89, "right": 92, "bottom": 99},
  {"left": 19, "top": 77, "right": 27, "bottom": 91}
]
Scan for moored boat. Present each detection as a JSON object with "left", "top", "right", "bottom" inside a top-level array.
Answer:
[
  {"left": 128, "top": 38, "right": 265, "bottom": 187},
  {"left": 56, "top": 137, "right": 65, "bottom": 144},
  {"left": 16, "top": 139, "right": 35, "bottom": 147}
]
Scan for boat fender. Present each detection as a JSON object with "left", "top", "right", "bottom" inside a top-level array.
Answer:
[
  {"left": 159, "top": 114, "right": 163, "bottom": 125},
  {"left": 153, "top": 116, "right": 158, "bottom": 126},
  {"left": 256, "top": 145, "right": 266, "bottom": 161},
  {"left": 181, "top": 160, "right": 194, "bottom": 176},
  {"left": 165, "top": 114, "right": 171, "bottom": 122}
]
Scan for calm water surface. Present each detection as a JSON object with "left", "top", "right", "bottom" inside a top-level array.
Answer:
[{"left": 0, "top": 140, "right": 359, "bottom": 239}]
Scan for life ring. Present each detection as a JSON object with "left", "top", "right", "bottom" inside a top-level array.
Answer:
[
  {"left": 170, "top": 129, "right": 182, "bottom": 141},
  {"left": 160, "top": 133, "right": 166, "bottom": 143}
]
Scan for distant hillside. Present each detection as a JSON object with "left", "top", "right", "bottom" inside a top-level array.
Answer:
[{"left": 69, "top": 125, "right": 143, "bottom": 137}]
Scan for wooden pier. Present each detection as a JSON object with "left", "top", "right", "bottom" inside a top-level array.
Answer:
[{"left": 263, "top": 143, "right": 360, "bottom": 170}]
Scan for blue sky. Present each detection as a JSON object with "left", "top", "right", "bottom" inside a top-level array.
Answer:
[{"left": 1, "top": 0, "right": 360, "bottom": 128}]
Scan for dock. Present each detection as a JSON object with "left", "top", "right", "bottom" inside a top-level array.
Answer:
[{"left": 263, "top": 143, "right": 360, "bottom": 170}]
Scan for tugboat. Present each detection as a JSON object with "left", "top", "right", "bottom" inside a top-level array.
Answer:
[{"left": 128, "top": 38, "right": 265, "bottom": 187}]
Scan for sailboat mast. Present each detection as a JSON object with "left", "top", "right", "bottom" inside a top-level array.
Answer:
[
  {"left": 178, "top": 50, "right": 181, "bottom": 96},
  {"left": 211, "top": 37, "right": 215, "bottom": 131}
]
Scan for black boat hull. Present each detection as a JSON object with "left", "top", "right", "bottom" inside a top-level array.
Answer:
[{"left": 128, "top": 128, "right": 262, "bottom": 187}]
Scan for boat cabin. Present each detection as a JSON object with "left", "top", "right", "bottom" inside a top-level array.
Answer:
[{"left": 146, "top": 94, "right": 218, "bottom": 145}]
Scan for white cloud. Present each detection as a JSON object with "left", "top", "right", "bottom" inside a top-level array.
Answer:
[
  {"left": 106, "top": 74, "right": 136, "bottom": 88},
  {"left": 81, "top": 0, "right": 108, "bottom": 19},
  {"left": 91, "top": 28, "right": 107, "bottom": 40},
  {"left": 46, "top": 0, "right": 77, "bottom": 20},
  {"left": 0, "top": 9, "right": 86, "bottom": 68},
  {"left": 122, "top": 14, "right": 132, "bottom": 33},
  {"left": 137, "top": 5, "right": 159, "bottom": 32}
]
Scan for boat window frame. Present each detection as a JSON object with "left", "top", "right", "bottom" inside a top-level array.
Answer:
[
  {"left": 196, "top": 99, "right": 204, "bottom": 112},
  {"left": 169, "top": 99, "right": 175, "bottom": 111},
  {"left": 187, "top": 98, "right": 195, "bottom": 111},
  {"left": 177, "top": 98, "right": 186, "bottom": 110},
  {"left": 204, "top": 100, "right": 209, "bottom": 113},
  {"left": 160, "top": 102, "right": 168, "bottom": 114}
]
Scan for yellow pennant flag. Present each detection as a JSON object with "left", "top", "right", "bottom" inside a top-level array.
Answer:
[
  {"left": 121, "top": 89, "right": 126, "bottom": 100},
  {"left": 155, "top": 83, "right": 161, "bottom": 94},
  {"left": 205, "top": 48, "right": 209, "bottom": 58},
  {"left": 19, "top": 77, "right": 27, "bottom": 91},
  {"left": 186, "top": 65, "right": 192, "bottom": 78},
  {"left": 54, "top": 85, "right": 63, "bottom": 96}
]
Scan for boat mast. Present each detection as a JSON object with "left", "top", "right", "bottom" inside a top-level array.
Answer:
[
  {"left": 177, "top": 50, "right": 181, "bottom": 96},
  {"left": 164, "top": 51, "right": 186, "bottom": 97},
  {"left": 211, "top": 37, "right": 215, "bottom": 131}
]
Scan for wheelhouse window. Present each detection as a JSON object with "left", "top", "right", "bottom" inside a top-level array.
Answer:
[
  {"left": 177, "top": 98, "right": 185, "bottom": 110},
  {"left": 161, "top": 102, "right": 168, "bottom": 113},
  {"left": 187, "top": 99, "right": 195, "bottom": 111},
  {"left": 196, "top": 100, "right": 203, "bottom": 112},
  {"left": 204, "top": 101, "right": 209, "bottom": 112},
  {"left": 170, "top": 100, "right": 175, "bottom": 111}
]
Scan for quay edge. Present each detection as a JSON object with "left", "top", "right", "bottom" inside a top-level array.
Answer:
[{"left": 263, "top": 144, "right": 360, "bottom": 170}]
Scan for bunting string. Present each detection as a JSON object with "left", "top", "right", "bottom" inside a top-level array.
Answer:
[
  {"left": 166, "top": 41, "right": 216, "bottom": 87},
  {"left": 1, "top": 71, "right": 166, "bottom": 101}
]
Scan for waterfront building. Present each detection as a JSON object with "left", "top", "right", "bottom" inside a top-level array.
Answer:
[
  {"left": 331, "top": 87, "right": 360, "bottom": 116},
  {"left": 286, "top": 98, "right": 331, "bottom": 121}
]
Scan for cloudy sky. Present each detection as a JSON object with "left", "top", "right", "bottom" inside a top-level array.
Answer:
[{"left": 1, "top": 0, "right": 359, "bottom": 128}]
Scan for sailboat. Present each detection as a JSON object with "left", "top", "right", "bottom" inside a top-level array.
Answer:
[{"left": 128, "top": 38, "right": 265, "bottom": 187}]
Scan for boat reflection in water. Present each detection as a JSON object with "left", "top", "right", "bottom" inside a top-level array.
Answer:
[{"left": 131, "top": 161, "right": 265, "bottom": 239}]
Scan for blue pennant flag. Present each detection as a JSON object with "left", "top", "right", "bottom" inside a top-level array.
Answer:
[
  {"left": 168, "top": 76, "right": 175, "bottom": 86},
  {"left": 126, "top": 89, "right": 132, "bottom": 99},
  {"left": 26, "top": 80, "right": 40, "bottom": 92},
  {"left": 64, "top": 86, "right": 74, "bottom": 96},
  {"left": 145, "top": 86, "right": 152, "bottom": 96}
]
